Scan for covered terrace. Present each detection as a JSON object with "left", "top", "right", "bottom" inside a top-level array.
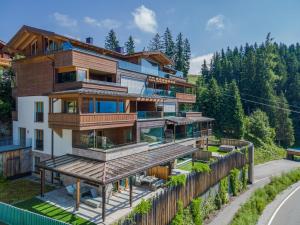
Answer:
[{"left": 37, "top": 143, "right": 198, "bottom": 222}]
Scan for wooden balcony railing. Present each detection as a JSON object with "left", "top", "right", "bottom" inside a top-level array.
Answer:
[
  {"left": 176, "top": 92, "right": 196, "bottom": 103},
  {"left": 0, "top": 58, "right": 11, "bottom": 67},
  {"left": 48, "top": 113, "right": 137, "bottom": 130}
]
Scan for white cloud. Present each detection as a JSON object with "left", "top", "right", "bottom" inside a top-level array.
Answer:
[
  {"left": 132, "top": 5, "right": 157, "bottom": 33},
  {"left": 189, "top": 53, "right": 213, "bottom": 75},
  {"left": 84, "top": 16, "right": 121, "bottom": 29},
  {"left": 206, "top": 15, "right": 225, "bottom": 31},
  {"left": 52, "top": 12, "right": 77, "bottom": 28}
]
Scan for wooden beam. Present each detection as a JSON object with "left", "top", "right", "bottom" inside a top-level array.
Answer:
[
  {"left": 129, "top": 177, "right": 133, "bottom": 207},
  {"left": 40, "top": 169, "right": 45, "bottom": 197},
  {"left": 13, "top": 31, "right": 30, "bottom": 49},
  {"left": 76, "top": 179, "right": 80, "bottom": 210},
  {"left": 19, "top": 35, "right": 37, "bottom": 51},
  {"left": 102, "top": 185, "right": 106, "bottom": 222}
]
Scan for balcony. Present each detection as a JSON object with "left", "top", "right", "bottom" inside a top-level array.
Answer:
[
  {"left": 48, "top": 113, "right": 137, "bottom": 130},
  {"left": 54, "top": 79, "right": 128, "bottom": 92},
  {"left": 118, "top": 60, "right": 183, "bottom": 79},
  {"left": 137, "top": 111, "right": 163, "bottom": 119},
  {"left": 143, "top": 88, "right": 176, "bottom": 97},
  {"left": 0, "top": 57, "right": 11, "bottom": 68},
  {"left": 176, "top": 92, "right": 196, "bottom": 103}
]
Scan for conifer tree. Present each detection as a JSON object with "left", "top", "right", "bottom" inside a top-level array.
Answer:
[
  {"left": 105, "top": 29, "right": 120, "bottom": 51},
  {"left": 148, "top": 33, "right": 163, "bottom": 51},
  {"left": 163, "top": 27, "right": 175, "bottom": 60},
  {"left": 125, "top": 36, "right": 135, "bottom": 54},
  {"left": 182, "top": 38, "right": 191, "bottom": 77},
  {"left": 174, "top": 33, "right": 185, "bottom": 75}
]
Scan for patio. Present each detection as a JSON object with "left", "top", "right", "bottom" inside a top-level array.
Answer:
[{"left": 37, "top": 185, "right": 158, "bottom": 225}]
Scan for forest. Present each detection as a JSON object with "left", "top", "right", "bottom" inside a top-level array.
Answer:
[{"left": 194, "top": 33, "right": 300, "bottom": 163}]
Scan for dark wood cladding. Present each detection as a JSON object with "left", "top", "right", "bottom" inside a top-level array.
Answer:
[
  {"left": 176, "top": 92, "right": 196, "bottom": 103},
  {"left": 13, "top": 57, "right": 54, "bottom": 97},
  {"left": 54, "top": 81, "right": 128, "bottom": 92},
  {"left": 55, "top": 50, "right": 117, "bottom": 74}
]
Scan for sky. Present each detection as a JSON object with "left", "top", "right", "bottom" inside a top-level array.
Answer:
[{"left": 1, "top": 0, "right": 300, "bottom": 74}]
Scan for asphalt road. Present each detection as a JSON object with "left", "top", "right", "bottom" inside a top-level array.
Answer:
[{"left": 269, "top": 186, "right": 300, "bottom": 225}]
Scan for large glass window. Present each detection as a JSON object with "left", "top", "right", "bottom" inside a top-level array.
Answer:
[
  {"left": 141, "top": 127, "right": 163, "bottom": 144},
  {"left": 56, "top": 71, "right": 77, "bottom": 83},
  {"left": 119, "top": 101, "right": 125, "bottom": 113},
  {"left": 63, "top": 100, "right": 77, "bottom": 113},
  {"left": 100, "top": 100, "right": 117, "bottom": 113}
]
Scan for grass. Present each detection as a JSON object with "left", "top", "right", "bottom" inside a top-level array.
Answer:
[
  {"left": 254, "top": 143, "right": 286, "bottom": 165},
  {"left": 178, "top": 161, "right": 208, "bottom": 171},
  {"left": 230, "top": 168, "right": 300, "bottom": 225},
  {"left": 187, "top": 74, "right": 198, "bottom": 84},
  {"left": 207, "top": 146, "right": 227, "bottom": 155},
  {"left": 15, "top": 197, "right": 95, "bottom": 225},
  {"left": 0, "top": 178, "right": 54, "bottom": 204}
]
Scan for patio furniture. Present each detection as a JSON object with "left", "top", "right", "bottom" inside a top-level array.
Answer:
[
  {"left": 141, "top": 176, "right": 159, "bottom": 188},
  {"left": 65, "top": 184, "right": 91, "bottom": 199},
  {"left": 150, "top": 179, "right": 164, "bottom": 190},
  {"left": 219, "top": 145, "right": 235, "bottom": 152},
  {"left": 81, "top": 184, "right": 113, "bottom": 208},
  {"left": 135, "top": 174, "right": 145, "bottom": 186}
]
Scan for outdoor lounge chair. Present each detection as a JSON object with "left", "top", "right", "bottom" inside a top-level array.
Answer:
[
  {"left": 150, "top": 179, "right": 164, "bottom": 190},
  {"left": 81, "top": 184, "right": 113, "bottom": 208},
  {"left": 66, "top": 184, "right": 76, "bottom": 197}
]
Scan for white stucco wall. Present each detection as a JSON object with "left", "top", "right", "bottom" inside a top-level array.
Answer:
[{"left": 13, "top": 96, "right": 72, "bottom": 159}]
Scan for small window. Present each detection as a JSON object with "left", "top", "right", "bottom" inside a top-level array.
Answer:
[
  {"left": 77, "top": 69, "right": 87, "bottom": 81},
  {"left": 63, "top": 100, "right": 77, "bottom": 113},
  {"left": 31, "top": 41, "right": 37, "bottom": 56},
  {"left": 119, "top": 101, "right": 125, "bottom": 113},
  {"left": 35, "top": 129, "right": 44, "bottom": 151},
  {"left": 35, "top": 102, "right": 44, "bottom": 122}
]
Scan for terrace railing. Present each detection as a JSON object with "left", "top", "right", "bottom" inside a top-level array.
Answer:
[{"left": 137, "top": 111, "right": 163, "bottom": 119}]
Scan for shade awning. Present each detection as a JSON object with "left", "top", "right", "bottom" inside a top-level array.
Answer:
[
  {"left": 37, "top": 143, "right": 197, "bottom": 185},
  {"left": 166, "top": 116, "right": 214, "bottom": 125}
]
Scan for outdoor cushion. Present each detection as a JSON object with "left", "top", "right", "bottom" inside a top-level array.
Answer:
[
  {"left": 90, "top": 188, "right": 98, "bottom": 198},
  {"left": 66, "top": 184, "right": 75, "bottom": 196}
]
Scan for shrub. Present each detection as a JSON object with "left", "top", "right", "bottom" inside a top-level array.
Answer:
[
  {"left": 133, "top": 199, "right": 152, "bottom": 215},
  {"left": 167, "top": 174, "right": 187, "bottom": 187},
  {"left": 214, "top": 193, "right": 222, "bottom": 210},
  {"left": 183, "top": 207, "right": 194, "bottom": 225},
  {"left": 171, "top": 201, "right": 184, "bottom": 225},
  {"left": 191, "top": 197, "right": 203, "bottom": 225},
  {"left": 230, "top": 168, "right": 300, "bottom": 225},
  {"left": 219, "top": 177, "right": 229, "bottom": 204},
  {"left": 202, "top": 192, "right": 216, "bottom": 219},
  {"left": 230, "top": 168, "right": 241, "bottom": 196},
  {"left": 192, "top": 162, "right": 211, "bottom": 173},
  {"left": 241, "top": 165, "right": 248, "bottom": 190}
]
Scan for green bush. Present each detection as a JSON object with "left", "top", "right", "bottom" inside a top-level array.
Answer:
[
  {"left": 230, "top": 168, "right": 300, "bottom": 225},
  {"left": 167, "top": 174, "right": 187, "bottom": 187},
  {"left": 192, "top": 162, "right": 211, "bottom": 173},
  {"left": 191, "top": 197, "right": 203, "bottom": 225},
  {"left": 241, "top": 165, "right": 248, "bottom": 190},
  {"left": 171, "top": 201, "right": 184, "bottom": 225},
  {"left": 214, "top": 193, "right": 222, "bottom": 210},
  {"left": 133, "top": 199, "right": 152, "bottom": 215},
  {"left": 219, "top": 177, "right": 229, "bottom": 204},
  {"left": 183, "top": 207, "right": 194, "bottom": 225},
  {"left": 230, "top": 169, "right": 241, "bottom": 196},
  {"left": 202, "top": 192, "right": 216, "bottom": 219}
]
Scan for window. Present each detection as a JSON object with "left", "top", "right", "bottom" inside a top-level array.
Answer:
[
  {"left": 34, "top": 156, "right": 40, "bottom": 172},
  {"left": 77, "top": 69, "right": 87, "bottom": 81},
  {"left": 63, "top": 100, "right": 77, "bottom": 113},
  {"left": 35, "top": 102, "right": 44, "bottom": 122},
  {"left": 31, "top": 41, "right": 37, "bottom": 56},
  {"left": 35, "top": 129, "right": 44, "bottom": 151},
  {"left": 119, "top": 101, "right": 125, "bottom": 113},
  {"left": 99, "top": 100, "right": 117, "bottom": 113},
  {"left": 141, "top": 127, "right": 163, "bottom": 144},
  {"left": 56, "top": 71, "right": 77, "bottom": 83}
]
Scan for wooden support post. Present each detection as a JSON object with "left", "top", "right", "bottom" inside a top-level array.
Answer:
[
  {"left": 173, "top": 125, "right": 176, "bottom": 142},
  {"left": 93, "top": 129, "right": 96, "bottom": 148},
  {"left": 76, "top": 179, "right": 80, "bottom": 210},
  {"left": 168, "top": 162, "right": 173, "bottom": 175},
  {"left": 102, "top": 185, "right": 106, "bottom": 222},
  {"left": 129, "top": 177, "right": 133, "bottom": 207},
  {"left": 40, "top": 169, "right": 45, "bottom": 197},
  {"left": 206, "top": 137, "right": 208, "bottom": 151},
  {"left": 248, "top": 144, "right": 254, "bottom": 184}
]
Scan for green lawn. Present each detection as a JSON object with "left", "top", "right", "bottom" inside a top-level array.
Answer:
[
  {"left": 15, "top": 197, "right": 95, "bottom": 225},
  {"left": 207, "top": 146, "right": 227, "bottom": 155},
  {"left": 178, "top": 161, "right": 208, "bottom": 171},
  {"left": 0, "top": 178, "right": 54, "bottom": 204}
]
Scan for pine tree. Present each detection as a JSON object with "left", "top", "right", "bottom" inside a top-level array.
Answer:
[
  {"left": 105, "top": 29, "right": 120, "bottom": 51},
  {"left": 125, "top": 36, "right": 135, "bottom": 54},
  {"left": 148, "top": 33, "right": 163, "bottom": 51},
  {"left": 163, "top": 27, "right": 175, "bottom": 60},
  {"left": 182, "top": 38, "right": 191, "bottom": 77},
  {"left": 274, "top": 93, "right": 295, "bottom": 147},
  {"left": 201, "top": 60, "right": 210, "bottom": 82},
  {"left": 221, "top": 81, "right": 245, "bottom": 139},
  {"left": 174, "top": 33, "right": 185, "bottom": 75}
]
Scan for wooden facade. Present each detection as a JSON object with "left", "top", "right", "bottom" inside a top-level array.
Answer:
[
  {"left": 176, "top": 92, "right": 196, "bottom": 103},
  {"left": 0, "top": 148, "right": 31, "bottom": 178}
]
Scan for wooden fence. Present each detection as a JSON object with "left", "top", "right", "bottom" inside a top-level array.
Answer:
[
  {"left": 119, "top": 143, "right": 253, "bottom": 225},
  {"left": 148, "top": 166, "right": 170, "bottom": 180}
]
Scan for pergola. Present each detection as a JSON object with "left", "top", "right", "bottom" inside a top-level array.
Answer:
[{"left": 37, "top": 143, "right": 198, "bottom": 221}]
